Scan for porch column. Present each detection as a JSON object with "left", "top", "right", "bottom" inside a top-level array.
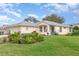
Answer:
[
  {"left": 47, "top": 25, "right": 51, "bottom": 35},
  {"left": 42, "top": 26, "right": 44, "bottom": 32}
]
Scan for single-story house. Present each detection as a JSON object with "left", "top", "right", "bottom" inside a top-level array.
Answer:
[{"left": 0, "top": 20, "right": 73, "bottom": 35}]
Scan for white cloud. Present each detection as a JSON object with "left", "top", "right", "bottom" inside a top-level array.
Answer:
[
  {"left": 17, "top": 9, "right": 22, "bottom": 13},
  {"left": 3, "top": 23, "right": 9, "bottom": 25},
  {"left": 0, "top": 3, "right": 22, "bottom": 25},
  {"left": 54, "top": 4, "right": 69, "bottom": 12},
  {"left": 66, "top": 3, "right": 78, "bottom": 8},
  {"left": 41, "top": 15, "right": 46, "bottom": 18},
  {"left": 0, "top": 3, "right": 13, "bottom": 8},
  {"left": 43, "top": 3, "right": 79, "bottom": 13},
  {"left": 32, "top": 3, "right": 42, "bottom": 5},
  {"left": 73, "top": 9, "right": 79, "bottom": 15},
  {"left": 7, "top": 10, "right": 22, "bottom": 17},
  {"left": 0, "top": 15, "right": 16, "bottom": 22},
  {"left": 27, "top": 14, "right": 39, "bottom": 18},
  {"left": 0, "top": 15, "right": 16, "bottom": 26},
  {"left": 0, "top": 3, "right": 22, "bottom": 18},
  {"left": 0, "top": 16, "right": 9, "bottom": 21},
  {"left": 12, "top": 11, "right": 21, "bottom": 17}
]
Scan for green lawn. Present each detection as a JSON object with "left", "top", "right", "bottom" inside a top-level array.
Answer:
[{"left": 0, "top": 35, "right": 79, "bottom": 56}]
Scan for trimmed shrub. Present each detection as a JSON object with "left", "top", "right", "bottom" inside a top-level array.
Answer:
[
  {"left": 8, "top": 31, "right": 45, "bottom": 44},
  {"left": 66, "top": 30, "right": 79, "bottom": 36},
  {"left": 51, "top": 32, "right": 58, "bottom": 35},
  {"left": 22, "top": 31, "right": 44, "bottom": 44},
  {"left": 66, "top": 33, "right": 72, "bottom": 36},
  {"left": 37, "top": 34, "right": 44, "bottom": 42},
  {"left": 3, "top": 38, "right": 6, "bottom": 43},
  {"left": 54, "top": 32, "right": 58, "bottom": 35},
  {"left": 22, "top": 34, "right": 34, "bottom": 43},
  {"left": 8, "top": 32, "right": 21, "bottom": 43},
  {"left": 31, "top": 31, "right": 44, "bottom": 42},
  {"left": 71, "top": 31, "right": 79, "bottom": 36}
]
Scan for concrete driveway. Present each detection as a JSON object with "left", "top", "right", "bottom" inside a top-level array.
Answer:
[{"left": 0, "top": 35, "right": 8, "bottom": 38}]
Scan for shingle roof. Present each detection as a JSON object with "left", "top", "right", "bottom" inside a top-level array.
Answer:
[
  {"left": 72, "top": 23, "right": 79, "bottom": 26},
  {"left": 71, "top": 23, "right": 79, "bottom": 27},
  {"left": 0, "top": 20, "right": 72, "bottom": 29},
  {"left": 38, "top": 20, "right": 71, "bottom": 27},
  {"left": 0, "top": 25, "right": 8, "bottom": 30},
  {"left": 9, "top": 21, "right": 38, "bottom": 27}
]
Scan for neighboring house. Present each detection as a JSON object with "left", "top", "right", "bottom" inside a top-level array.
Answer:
[
  {"left": 0, "top": 25, "right": 9, "bottom": 35},
  {"left": 72, "top": 23, "right": 79, "bottom": 27},
  {"left": 0, "top": 20, "right": 73, "bottom": 35}
]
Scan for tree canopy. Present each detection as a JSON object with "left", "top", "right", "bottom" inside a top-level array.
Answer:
[
  {"left": 24, "top": 16, "right": 39, "bottom": 23},
  {"left": 73, "top": 26, "right": 79, "bottom": 31},
  {"left": 43, "top": 14, "right": 64, "bottom": 24}
]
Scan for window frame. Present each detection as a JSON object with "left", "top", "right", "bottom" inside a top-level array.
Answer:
[
  {"left": 59, "top": 26, "right": 62, "bottom": 32},
  {"left": 39, "top": 26, "right": 42, "bottom": 32},
  {"left": 69, "top": 27, "right": 72, "bottom": 32},
  {"left": 26, "top": 27, "right": 28, "bottom": 30},
  {"left": 44, "top": 26, "right": 47, "bottom": 32}
]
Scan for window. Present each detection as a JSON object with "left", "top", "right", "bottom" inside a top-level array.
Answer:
[
  {"left": 0, "top": 32, "right": 4, "bottom": 35},
  {"left": 64, "top": 27, "right": 66, "bottom": 29},
  {"left": 51, "top": 26, "right": 54, "bottom": 32},
  {"left": 40, "top": 26, "right": 42, "bottom": 32},
  {"left": 44, "top": 26, "right": 47, "bottom": 32},
  {"left": 59, "top": 27, "right": 62, "bottom": 32},
  {"left": 69, "top": 27, "right": 72, "bottom": 32},
  {"left": 26, "top": 27, "right": 28, "bottom": 30}
]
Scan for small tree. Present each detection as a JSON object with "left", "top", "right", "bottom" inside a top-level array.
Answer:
[
  {"left": 24, "top": 16, "right": 39, "bottom": 23},
  {"left": 22, "top": 31, "right": 44, "bottom": 44},
  {"left": 73, "top": 26, "right": 79, "bottom": 31},
  {"left": 43, "top": 14, "right": 64, "bottom": 24},
  {"left": 8, "top": 32, "right": 21, "bottom": 43},
  {"left": 8, "top": 32, "right": 45, "bottom": 44}
]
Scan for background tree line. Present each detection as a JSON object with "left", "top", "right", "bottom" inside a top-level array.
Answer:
[{"left": 24, "top": 14, "right": 64, "bottom": 24}]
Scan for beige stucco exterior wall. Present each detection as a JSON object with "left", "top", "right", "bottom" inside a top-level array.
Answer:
[
  {"left": 54, "top": 26, "right": 72, "bottom": 35},
  {"left": 37, "top": 22, "right": 72, "bottom": 35},
  {"left": 9, "top": 26, "right": 38, "bottom": 34},
  {"left": 9, "top": 26, "right": 21, "bottom": 34},
  {"left": 36, "top": 22, "right": 72, "bottom": 35},
  {"left": 20, "top": 26, "right": 38, "bottom": 34}
]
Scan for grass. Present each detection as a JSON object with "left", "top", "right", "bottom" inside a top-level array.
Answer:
[{"left": 0, "top": 35, "right": 79, "bottom": 56}]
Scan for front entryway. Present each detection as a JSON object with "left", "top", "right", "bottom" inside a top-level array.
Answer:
[
  {"left": 39, "top": 25, "right": 47, "bottom": 32},
  {"left": 39, "top": 25, "right": 48, "bottom": 35},
  {"left": 50, "top": 26, "right": 54, "bottom": 34}
]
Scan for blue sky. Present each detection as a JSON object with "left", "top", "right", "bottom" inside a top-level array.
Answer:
[{"left": 0, "top": 3, "right": 79, "bottom": 25}]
